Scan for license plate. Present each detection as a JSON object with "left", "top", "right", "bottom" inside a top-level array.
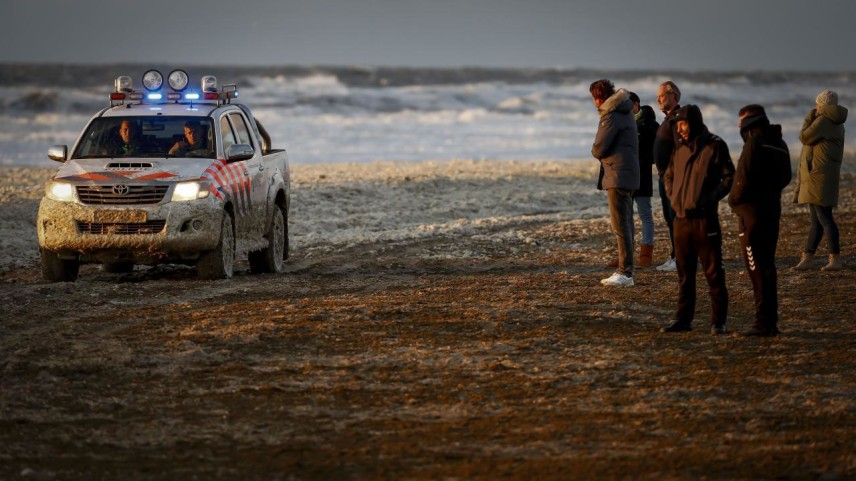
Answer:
[{"left": 93, "top": 210, "right": 147, "bottom": 223}]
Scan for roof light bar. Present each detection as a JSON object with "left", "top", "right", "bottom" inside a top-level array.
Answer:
[{"left": 110, "top": 70, "right": 238, "bottom": 106}]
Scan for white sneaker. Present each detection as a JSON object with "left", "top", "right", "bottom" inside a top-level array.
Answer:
[
  {"left": 656, "top": 258, "right": 677, "bottom": 272},
  {"left": 601, "top": 272, "right": 634, "bottom": 287}
]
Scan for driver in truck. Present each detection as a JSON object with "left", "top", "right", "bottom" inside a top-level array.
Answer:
[
  {"left": 107, "top": 119, "right": 149, "bottom": 156},
  {"left": 169, "top": 120, "right": 208, "bottom": 156}
]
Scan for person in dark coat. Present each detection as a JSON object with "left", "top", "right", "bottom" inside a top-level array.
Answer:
[
  {"left": 793, "top": 90, "right": 848, "bottom": 271},
  {"left": 629, "top": 91, "right": 658, "bottom": 268},
  {"left": 590, "top": 79, "right": 640, "bottom": 287},
  {"left": 653, "top": 81, "right": 682, "bottom": 272},
  {"left": 728, "top": 105, "right": 791, "bottom": 337},
  {"left": 661, "top": 105, "right": 735, "bottom": 334}
]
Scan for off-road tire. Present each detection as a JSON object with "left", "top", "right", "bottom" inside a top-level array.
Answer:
[
  {"left": 197, "top": 213, "right": 235, "bottom": 280},
  {"left": 40, "top": 249, "right": 80, "bottom": 282},
  {"left": 248, "top": 205, "right": 287, "bottom": 274}
]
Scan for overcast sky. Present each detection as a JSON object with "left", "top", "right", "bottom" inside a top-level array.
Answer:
[{"left": 4, "top": 0, "right": 856, "bottom": 71}]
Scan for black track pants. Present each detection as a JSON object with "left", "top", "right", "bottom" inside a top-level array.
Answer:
[
  {"left": 737, "top": 206, "right": 781, "bottom": 331},
  {"left": 674, "top": 215, "right": 728, "bottom": 327}
]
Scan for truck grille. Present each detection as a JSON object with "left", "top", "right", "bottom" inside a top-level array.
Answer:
[
  {"left": 76, "top": 185, "right": 169, "bottom": 205},
  {"left": 77, "top": 220, "right": 166, "bottom": 235}
]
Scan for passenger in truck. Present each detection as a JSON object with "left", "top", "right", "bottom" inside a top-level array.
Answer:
[{"left": 168, "top": 120, "right": 210, "bottom": 156}]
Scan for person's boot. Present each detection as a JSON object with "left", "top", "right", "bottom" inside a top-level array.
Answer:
[
  {"left": 821, "top": 254, "right": 843, "bottom": 271},
  {"left": 638, "top": 244, "right": 654, "bottom": 268},
  {"left": 793, "top": 252, "right": 815, "bottom": 271}
]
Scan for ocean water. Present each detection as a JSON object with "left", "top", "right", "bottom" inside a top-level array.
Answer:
[{"left": 0, "top": 64, "right": 853, "bottom": 166}]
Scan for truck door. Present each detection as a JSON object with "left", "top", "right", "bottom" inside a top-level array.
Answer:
[
  {"left": 217, "top": 115, "right": 254, "bottom": 238},
  {"left": 228, "top": 112, "right": 268, "bottom": 238}
]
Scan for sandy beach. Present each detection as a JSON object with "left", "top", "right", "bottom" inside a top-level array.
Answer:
[{"left": 1, "top": 159, "right": 855, "bottom": 480}]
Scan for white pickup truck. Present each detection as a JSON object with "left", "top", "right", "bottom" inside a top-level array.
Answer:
[{"left": 37, "top": 69, "right": 290, "bottom": 281}]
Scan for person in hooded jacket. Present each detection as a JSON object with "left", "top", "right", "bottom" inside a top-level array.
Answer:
[
  {"left": 662, "top": 105, "right": 735, "bottom": 334},
  {"left": 793, "top": 90, "right": 848, "bottom": 272},
  {"left": 604, "top": 92, "right": 658, "bottom": 269},
  {"left": 590, "top": 79, "right": 640, "bottom": 287},
  {"left": 728, "top": 105, "right": 791, "bottom": 337}
]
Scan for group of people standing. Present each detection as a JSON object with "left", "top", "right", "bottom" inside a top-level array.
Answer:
[{"left": 589, "top": 79, "right": 848, "bottom": 337}]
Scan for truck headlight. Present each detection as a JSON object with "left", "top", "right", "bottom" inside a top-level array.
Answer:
[
  {"left": 171, "top": 181, "right": 210, "bottom": 201},
  {"left": 45, "top": 181, "right": 77, "bottom": 202}
]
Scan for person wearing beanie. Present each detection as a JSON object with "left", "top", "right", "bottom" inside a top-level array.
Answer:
[
  {"left": 729, "top": 105, "right": 792, "bottom": 337},
  {"left": 589, "top": 79, "right": 640, "bottom": 287},
  {"left": 793, "top": 90, "right": 848, "bottom": 271},
  {"left": 661, "top": 105, "right": 735, "bottom": 334}
]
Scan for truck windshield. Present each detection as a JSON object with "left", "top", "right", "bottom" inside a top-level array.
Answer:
[{"left": 72, "top": 117, "right": 216, "bottom": 159}]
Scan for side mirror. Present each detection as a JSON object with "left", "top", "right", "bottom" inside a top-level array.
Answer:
[
  {"left": 48, "top": 145, "right": 68, "bottom": 163},
  {"left": 226, "top": 144, "right": 254, "bottom": 162}
]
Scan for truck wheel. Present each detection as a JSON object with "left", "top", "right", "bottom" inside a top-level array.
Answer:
[
  {"left": 197, "top": 213, "right": 235, "bottom": 280},
  {"left": 248, "top": 205, "right": 286, "bottom": 274},
  {"left": 102, "top": 262, "right": 133, "bottom": 273},
  {"left": 40, "top": 249, "right": 79, "bottom": 282}
]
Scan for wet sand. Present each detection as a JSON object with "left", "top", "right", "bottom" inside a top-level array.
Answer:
[{"left": 1, "top": 161, "right": 854, "bottom": 480}]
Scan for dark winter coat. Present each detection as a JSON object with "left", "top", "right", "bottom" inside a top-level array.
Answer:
[
  {"left": 728, "top": 124, "right": 791, "bottom": 217},
  {"left": 653, "top": 104, "right": 680, "bottom": 176},
  {"left": 795, "top": 104, "right": 848, "bottom": 206},
  {"left": 634, "top": 105, "right": 659, "bottom": 197},
  {"left": 664, "top": 105, "right": 735, "bottom": 218},
  {"left": 591, "top": 89, "right": 640, "bottom": 191}
]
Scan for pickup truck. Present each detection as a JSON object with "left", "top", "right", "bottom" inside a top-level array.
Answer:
[{"left": 37, "top": 69, "right": 290, "bottom": 281}]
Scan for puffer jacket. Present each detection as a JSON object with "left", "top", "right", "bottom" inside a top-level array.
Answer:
[
  {"left": 664, "top": 105, "right": 735, "bottom": 218},
  {"left": 795, "top": 104, "right": 848, "bottom": 206},
  {"left": 591, "top": 89, "right": 640, "bottom": 191},
  {"left": 635, "top": 105, "right": 659, "bottom": 197}
]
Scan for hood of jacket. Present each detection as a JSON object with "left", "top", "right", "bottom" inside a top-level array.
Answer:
[
  {"left": 672, "top": 104, "right": 709, "bottom": 145},
  {"left": 636, "top": 104, "right": 657, "bottom": 123},
  {"left": 598, "top": 89, "right": 633, "bottom": 117},
  {"left": 817, "top": 104, "right": 849, "bottom": 125},
  {"left": 759, "top": 123, "right": 784, "bottom": 142}
]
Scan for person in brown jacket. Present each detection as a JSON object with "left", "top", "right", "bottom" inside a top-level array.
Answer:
[
  {"left": 793, "top": 90, "right": 848, "bottom": 271},
  {"left": 661, "top": 105, "right": 735, "bottom": 334}
]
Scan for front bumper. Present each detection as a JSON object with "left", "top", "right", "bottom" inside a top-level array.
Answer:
[{"left": 37, "top": 197, "right": 223, "bottom": 265}]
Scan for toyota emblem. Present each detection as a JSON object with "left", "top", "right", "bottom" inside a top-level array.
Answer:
[{"left": 112, "top": 184, "right": 130, "bottom": 195}]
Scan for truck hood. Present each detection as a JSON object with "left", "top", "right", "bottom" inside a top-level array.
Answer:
[{"left": 54, "top": 158, "right": 220, "bottom": 183}]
